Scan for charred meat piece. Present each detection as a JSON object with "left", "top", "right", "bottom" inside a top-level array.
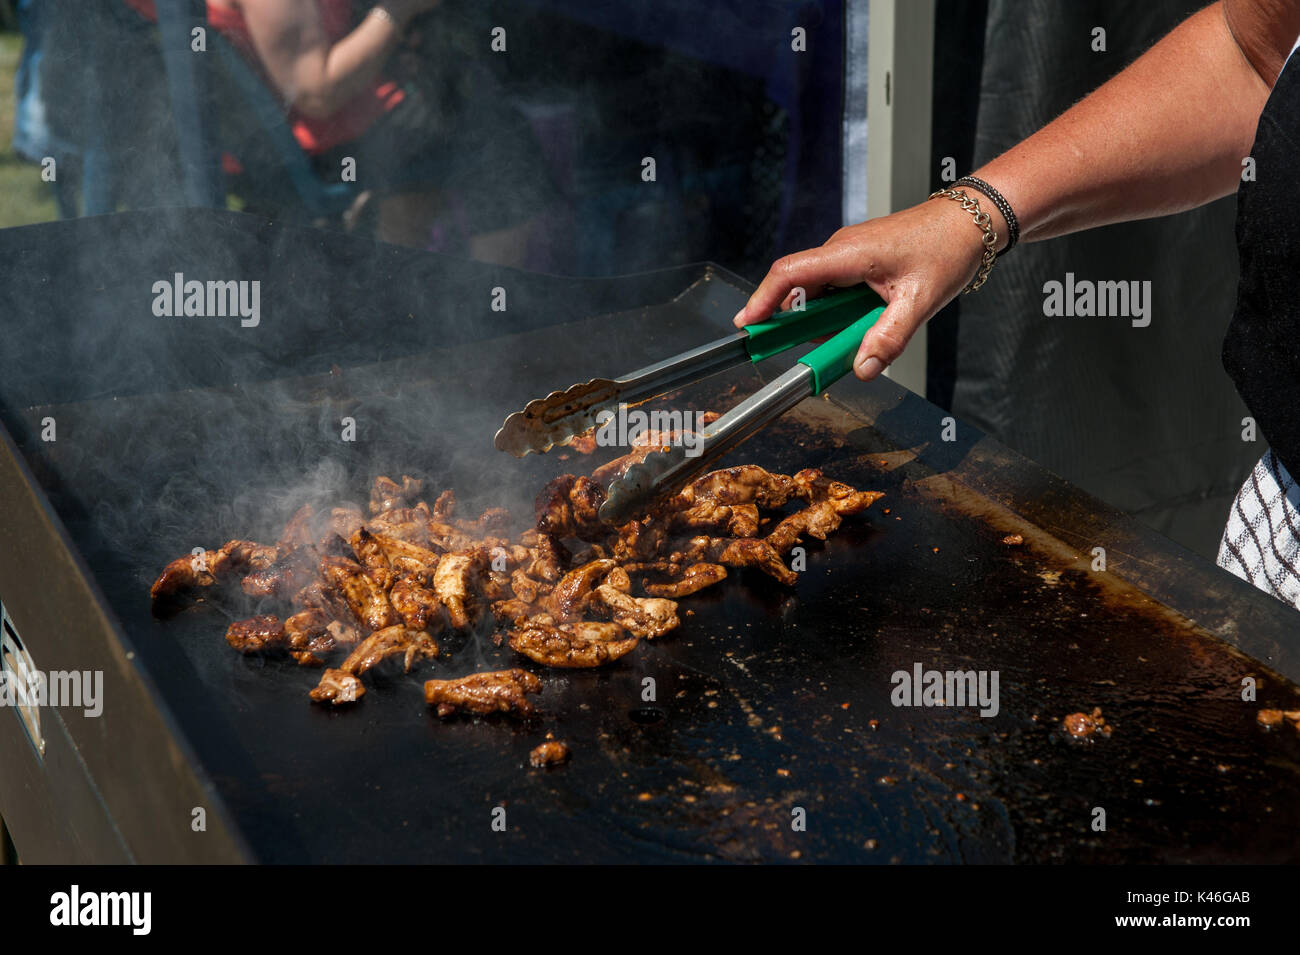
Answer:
[
  {"left": 366, "top": 503, "right": 433, "bottom": 545},
  {"left": 340, "top": 625, "right": 440, "bottom": 675},
  {"left": 326, "top": 618, "right": 364, "bottom": 649},
  {"left": 225, "top": 614, "right": 286, "bottom": 654},
  {"left": 425, "top": 668, "right": 542, "bottom": 717},
  {"left": 527, "top": 533, "right": 570, "bottom": 582},
  {"left": 603, "top": 565, "right": 631, "bottom": 592},
  {"left": 535, "top": 474, "right": 607, "bottom": 540},
  {"left": 151, "top": 539, "right": 278, "bottom": 602},
  {"left": 586, "top": 413, "right": 723, "bottom": 485},
  {"left": 675, "top": 535, "right": 798, "bottom": 586},
  {"left": 612, "top": 515, "right": 670, "bottom": 562},
  {"left": 642, "top": 562, "right": 727, "bottom": 598},
  {"left": 529, "top": 741, "right": 570, "bottom": 767},
  {"left": 672, "top": 465, "right": 797, "bottom": 511},
  {"left": 296, "top": 579, "right": 354, "bottom": 626},
  {"left": 320, "top": 555, "right": 400, "bottom": 632},
  {"left": 589, "top": 585, "right": 679, "bottom": 639},
  {"left": 669, "top": 500, "right": 760, "bottom": 537},
  {"left": 483, "top": 569, "right": 512, "bottom": 602},
  {"left": 510, "top": 569, "right": 548, "bottom": 604},
  {"left": 242, "top": 548, "right": 318, "bottom": 599},
  {"left": 349, "top": 527, "right": 394, "bottom": 589},
  {"left": 510, "top": 610, "right": 630, "bottom": 657},
  {"left": 433, "top": 548, "right": 488, "bottom": 629},
  {"left": 329, "top": 505, "right": 365, "bottom": 541},
  {"left": 590, "top": 445, "right": 665, "bottom": 486},
  {"left": 459, "top": 507, "right": 510, "bottom": 538},
  {"left": 284, "top": 608, "right": 336, "bottom": 655},
  {"left": 389, "top": 576, "right": 444, "bottom": 630},
  {"left": 310, "top": 668, "right": 366, "bottom": 704},
  {"left": 430, "top": 489, "right": 456, "bottom": 521},
  {"left": 547, "top": 558, "right": 618, "bottom": 621},
  {"left": 369, "top": 474, "right": 424, "bottom": 515},
  {"left": 508, "top": 617, "right": 639, "bottom": 668},
  {"left": 1063, "top": 708, "right": 1112, "bottom": 739},
  {"left": 491, "top": 597, "right": 541, "bottom": 621},
  {"left": 370, "top": 533, "right": 440, "bottom": 581},
  {"left": 765, "top": 501, "right": 843, "bottom": 553},
  {"left": 791, "top": 469, "right": 886, "bottom": 512},
  {"left": 278, "top": 504, "right": 316, "bottom": 550},
  {"left": 426, "top": 521, "right": 481, "bottom": 553}
]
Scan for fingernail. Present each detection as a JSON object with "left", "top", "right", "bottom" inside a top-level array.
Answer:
[
  {"left": 856, "top": 356, "right": 884, "bottom": 380},
  {"left": 732, "top": 308, "right": 746, "bottom": 326}
]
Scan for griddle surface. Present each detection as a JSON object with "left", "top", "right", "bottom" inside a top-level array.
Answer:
[{"left": 17, "top": 274, "right": 1300, "bottom": 863}]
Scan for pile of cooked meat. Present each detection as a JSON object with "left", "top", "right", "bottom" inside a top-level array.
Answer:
[{"left": 151, "top": 456, "right": 883, "bottom": 719}]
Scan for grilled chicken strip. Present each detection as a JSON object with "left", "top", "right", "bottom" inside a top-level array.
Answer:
[
  {"left": 241, "top": 547, "right": 318, "bottom": 599},
  {"left": 320, "top": 555, "right": 400, "bottom": 632},
  {"left": 535, "top": 474, "right": 607, "bottom": 541},
  {"left": 674, "top": 535, "right": 798, "bottom": 586},
  {"left": 225, "top": 614, "right": 286, "bottom": 653},
  {"left": 547, "top": 558, "right": 618, "bottom": 621},
  {"left": 349, "top": 527, "right": 394, "bottom": 589},
  {"left": 586, "top": 412, "right": 723, "bottom": 485},
  {"left": 424, "top": 668, "right": 542, "bottom": 717},
  {"left": 366, "top": 502, "right": 433, "bottom": 545},
  {"left": 432, "top": 548, "right": 488, "bottom": 629},
  {"left": 527, "top": 533, "right": 570, "bottom": 582},
  {"left": 589, "top": 585, "right": 679, "bottom": 639},
  {"left": 310, "top": 668, "right": 366, "bottom": 704},
  {"left": 284, "top": 608, "right": 336, "bottom": 655},
  {"left": 669, "top": 500, "right": 761, "bottom": 537},
  {"left": 431, "top": 488, "right": 456, "bottom": 521},
  {"left": 641, "top": 561, "right": 728, "bottom": 598},
  {"left": 329, "top": 505, "right": 365, "bottom": 541},
  {"left": 277, "top": 504, "right": 316, "bottom": 549},
  {"left": 340, "top": 625, "right": 440, "bottom": 675},
  {"left": 151, "top": 539, "right": 278, "bottom": 601},
  {"left": 389, "top": 576, "right": 444, "bottom": 630},
  {"left": 509, "top": 568, "right": 548, "bottom": 604},
  {"left": 369, "top": 474, "right": 425, "bottom": 515},
  {"left": 508, "top": 617, "right": 638, "bottom": 668},
  {"left": 671, "top": 465, "right": 798, "bottom": 510},
  {"left": 371, "top": 534, "right": 441, "bottom": 582}
]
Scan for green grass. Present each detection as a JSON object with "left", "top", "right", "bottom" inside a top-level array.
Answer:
[{"left": 0, "top": 31, "right": 59, "bottom": 229}]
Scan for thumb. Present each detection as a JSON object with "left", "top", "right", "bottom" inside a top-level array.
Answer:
[{"left": 852, "top": 292, "right": 926, "bottom": 381}]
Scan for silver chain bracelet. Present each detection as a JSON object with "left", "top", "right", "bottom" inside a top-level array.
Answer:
[{"left": 928, "top": 188, "right": 999, "bottom": 293}]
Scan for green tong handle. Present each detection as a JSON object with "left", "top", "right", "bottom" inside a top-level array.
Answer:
[
  {"left": 798, "top": 305, "right": 887, "bottom": 393},
  {"left": 742, "top": 284, "right": 886, "bottom": 363}
]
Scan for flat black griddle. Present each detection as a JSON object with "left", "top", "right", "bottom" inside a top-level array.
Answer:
[{"left": 2, "top": 210, "right": 1299, "bottom": 863}]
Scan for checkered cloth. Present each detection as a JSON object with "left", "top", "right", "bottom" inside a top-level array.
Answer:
[{"left": 1217, "top": 449, "right": 1300, "bottom": 611}]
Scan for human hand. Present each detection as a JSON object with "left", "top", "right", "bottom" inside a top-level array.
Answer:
[{"left": 734, "top": 196, "right": 999, "bottom": 381}]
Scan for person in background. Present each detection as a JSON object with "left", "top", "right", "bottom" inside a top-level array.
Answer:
[
  {"left": 125, "top": 0, "right": 553, "bottom": 260},
  {"left": 736, "top": 0, "right": 1300, "bottom": 612}
]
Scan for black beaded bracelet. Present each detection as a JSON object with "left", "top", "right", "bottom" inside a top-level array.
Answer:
[{"left": 955, "top": 176, "right": 1018, "bottom": 256}]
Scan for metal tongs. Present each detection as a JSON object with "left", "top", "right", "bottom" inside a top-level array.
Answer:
[{"left": 494, "top": 284, "right": 887, "bottom": 525}]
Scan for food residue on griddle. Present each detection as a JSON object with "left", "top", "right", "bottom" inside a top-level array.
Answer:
[
  {"left": 1000, "top": 533, "right": 1024, "bottom": 547},
  {"left": 1063, "top": 707, "right": 1112, "bottom": 740},
  {"left": 529, "top": 740, "right": 570, "bottom": 767},
  {"left": 1257, "top": 708, "right": 1300, "bottom": 731}
]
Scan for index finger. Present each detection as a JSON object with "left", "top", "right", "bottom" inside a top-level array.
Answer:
[{"left": 733, "top": 245, "right": 871, "bottom": 327}]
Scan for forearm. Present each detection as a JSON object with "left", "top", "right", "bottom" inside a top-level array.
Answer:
[
  {"left": 301, "top": 5, "right": 412, "bottom": 115},
  {"left": 975, "top": 2, "right": 1270, "bottom": 249},
  {"left": 243, "top": 1, "right": 427, "bottom": 119}
]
